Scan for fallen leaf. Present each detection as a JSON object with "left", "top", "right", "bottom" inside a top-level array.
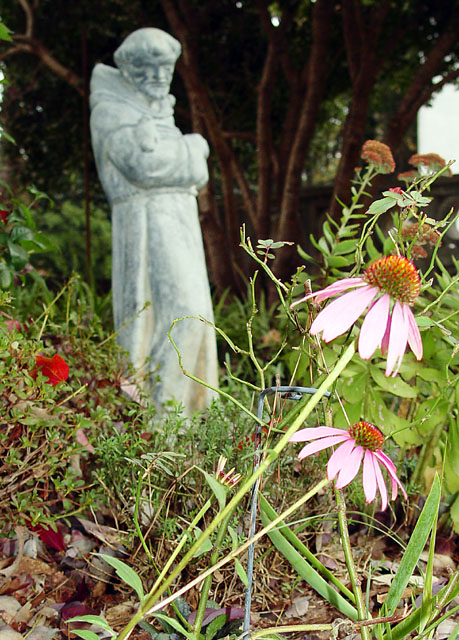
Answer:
[
  {"left": 26, "top": 626, "right": 59, "bottom": 640},
  {"left": 285, "top": 596, "right": 309, "bottom": 619},
  {"left": 0, "top": 596, "right": 21, "bottom": 624},
  {"left": 0, "top": 626, "right": 24, "bottom": 640}
]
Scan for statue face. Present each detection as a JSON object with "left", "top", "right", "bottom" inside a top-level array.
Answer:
[{"left": 124, "top": 57, "right": 175, "bottom": 100}]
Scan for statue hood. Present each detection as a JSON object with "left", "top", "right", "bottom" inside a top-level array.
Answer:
[{"left": 89, "top": 63, "right": 175, "bottom": 119}]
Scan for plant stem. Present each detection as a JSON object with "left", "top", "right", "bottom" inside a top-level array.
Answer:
[
  {"left": 335, "top": 488, "right": 371, "bottom": 640},
  {"left": 116, "top": 341, "right": 355, "bottom": 640},
  {"left": 193, "top": 510, "right": 234, "bottom": 637}
]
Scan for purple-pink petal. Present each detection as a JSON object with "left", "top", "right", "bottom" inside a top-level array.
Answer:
[
  {"left": 362, "top": 450, "right": 378, "bottom": 503},
  {"left": 373, "top": 457, "right": 388, "bottom": 511},
  {"left": 311, "top": 286, "right": 378, "bottom": 342},
  {"left": 327, "top": 438, "right": 356, "bottom": 480},
  {"left": 297, "top": 435, "right": 349, "bottom": 460},
  {"left": 358, "top": 293, "right": 391, "bottom": 360},
  {"left": 404, "top": 304, "right": 423, "bottom": 360},
  {"left": 374, "top": 451, "right": 408, "bottom": 500},
  {"left": 290, "top": 426, "right": 348, "bottom": 442},
  {"left": 335, "top": 445, "right": 364, "bottom": 488},
  {"left": 314, "top": 278, "right": 366, "bottom": 303},
  {"left": 290, "top": 278, "right": 366, "bottom": 309},
  {"left": 385, "top": 301, "right": 409, "bottom": 377}
]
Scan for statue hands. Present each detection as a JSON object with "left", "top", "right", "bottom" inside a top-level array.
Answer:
[{"left": 134, "top": 116, "right": 159, "bottom": 152}]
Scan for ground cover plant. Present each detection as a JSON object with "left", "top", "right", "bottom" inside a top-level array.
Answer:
[{"left": 0, "top": 141, "right": 458, "bottom": 640}]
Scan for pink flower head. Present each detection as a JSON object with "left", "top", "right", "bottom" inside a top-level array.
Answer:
[
  {"left": 31, "top": 353, "right": 69, "bottom": 386},
  {"left": 291, "top": 255, "right": 423, "bottom": 376},
  {"left": 290, "top": 421, "right": 407, "bottom": 511},
  {"left": 388, "top": 187, "right": 403, "bottom": 195}
]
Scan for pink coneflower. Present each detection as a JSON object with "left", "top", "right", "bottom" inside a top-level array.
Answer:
[
  {"left": 291, "top": 255, "right": 423, "bottom": 376},
  {"left": 290, "top": 421, "right": 407, "bottom": 511}
]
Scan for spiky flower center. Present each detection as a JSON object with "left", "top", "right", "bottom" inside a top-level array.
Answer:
[
  {"left": 364, "top": 255, "right": 420, "bottom": 304},
  {"left": 349, "top": 421, "right": 384, "bottom": 451}
]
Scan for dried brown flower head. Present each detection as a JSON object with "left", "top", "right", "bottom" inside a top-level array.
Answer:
[{"left": 361, "top": 140, "right": 395, "bottom": 174}]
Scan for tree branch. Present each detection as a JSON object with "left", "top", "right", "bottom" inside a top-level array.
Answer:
[
  {"left": 385, "top": 17, "right": 459, "bottom": 148},
  {"left": 256, "top": 41, "right": 277, "bottom": 238},
  {"left": 277, "top": 0, "right": 335, "bottom": 244},
  {"left": 18, "top": 0, "right": 33, "bottom": 38}
]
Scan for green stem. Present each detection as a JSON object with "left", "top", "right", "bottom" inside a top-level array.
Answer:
[
  {"left": 250, "top": 624, "right": 334, "bottom": 638},
  {"left": 150, "top": 498, "right": 213, "bottom": 594},
  {"left": 193, "top": 510, "right": 234, "bottom": 637},
  {"left": 116, "top": 341, "right": 355, "bottom": 640},
  {"left": 335, "top": 488, "right": 371, "bottom": 640}
]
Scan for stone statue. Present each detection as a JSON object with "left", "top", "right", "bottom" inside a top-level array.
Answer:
[{"left": 89, "top": 28, "right": 218, "bottom": 414}]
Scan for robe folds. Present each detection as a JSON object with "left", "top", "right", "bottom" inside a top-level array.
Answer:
[{"left": 90, "top": 63, "right": 218, "bottom": 413}]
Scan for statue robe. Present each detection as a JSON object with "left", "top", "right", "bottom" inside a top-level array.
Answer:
[{"left": 90, "top": 63, "right": 218, "bottom": 413}]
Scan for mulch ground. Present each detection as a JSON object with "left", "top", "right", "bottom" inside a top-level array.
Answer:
[{"left": 0, "top": 516, "right": 458, "bottom": 640}]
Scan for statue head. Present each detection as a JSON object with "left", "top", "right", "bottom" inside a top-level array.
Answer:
[{"left": 114, "top": 28, "right": 181, "bottom": 100}]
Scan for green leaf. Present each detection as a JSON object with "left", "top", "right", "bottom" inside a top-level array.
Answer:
[
  {"left": 65, "top": 615, "right": 116, "bottom": 635},
  {"left": 192, "top": 526, "right": 213, "bottom": 557},
  {"left": 7, "top": 241, "right": 29, "bottom": 269},
  {"left": 296, "top": 245, "right": 314, "bottom": 262},
  {"left": 326, "top": 255, "right": 350, "bottom": 268},
  {"left": 365, "top": 236, "right": 380, "bottom": 261},
  {"left": 370, "top": 368, "right": 418, "bottom": 398},
  {"left": 205, "top": 614, "right": 228, "bottom": 640},
  {"left": 227, "top": 525, "right": 239, "bottom": 551},
  {"left": 259, "top": 494, "right": 357, "bottom": 620},
  {"left": 341, "top": 372, "right": 367, "bottom": 404},
  {"left": 0, "top": 263, "right": 12, "bottom": 288},
  {"left": 99, "top": 554, "right": 145, "bottom": 603},
  {"left": 70, "top": 631, "right": 101, "bottom": 640},
  {"left": 416, "top": 316, "right": 435, "bottom": 327},
  {"left": 334, "top": 239, "right": 357, "bottom": 255},
  {"left": 416, "top": 367, "right": 446, "bottom": 384},
  {"left": 450, "top": 494, "right": 459, "bottom": 534},
  {"left": 0, "top": 22, "right": 13, "bottom": 42},
  {"left": 234, "top": 558, "right": 248, "bottom": 587},
  {"left": 154, "top": 613, "right": 194, "bottom": 640},
  {"left": 10, "top": 226, "right": 34, "bottom": 244},
  {"left": 367, "top": 197, "right": 396, "bottom": 214},
  {"left": 198, "top": 468, "right": 227, "bottom": 509},
  {"left": 382, "top": 474, "right": 441, "bottom": 616}
]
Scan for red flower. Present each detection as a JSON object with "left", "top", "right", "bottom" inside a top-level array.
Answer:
[
  {"left": 0, "top": 210, "right": 10, "bottom": 224},
  {"left": 389, "top": 187, "right": 403, "bottom": 195},
  {"left": 31, "top": 354, "right": 69, "bottom": 386}
]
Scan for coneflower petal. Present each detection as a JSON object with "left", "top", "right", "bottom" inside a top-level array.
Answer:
[
  {"left": 311, "top": 286, "right": 378, "bottom": 342},
  {"left": 327, "top": 438, "right": 356, "bottom": 480},
  {"left": 358, "top": 293, "right": 391, "bottom": 359},
  {"left": 385, "top": 301, "right": 409, "bottom": 376},
  {"left": 362, "top": 450, "right": 377, "bottom": 503},
  {"left": 335, "top": 445, "right": 364, "bottom": 488},
  {"left": 404, "top": 304, "right": 423, "bottom": 360},
  {"left": 297, "top": 435, "right": 349, "bottom": 460}
]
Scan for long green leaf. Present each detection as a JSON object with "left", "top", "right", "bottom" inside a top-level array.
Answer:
[
  {"left": 71, "top": 631, "right": 101, "bottom": 640},
  {"left": 382, "top": 475, "right": 441, "bottom": 617},
  {"left": 259, "top": 494, "right": 355, "bottom": 602},
  {"left": 259, "top": 497, "right": 358, "bottom": 620},
  {"left": 199, "top": 468, "right": 227, "bottom": 509},
  {"left": 99, "top": 554, "right": 145, "bottom": 604},
  {"left": 154, "top": 613, "right": 194, "bottom": 640}
]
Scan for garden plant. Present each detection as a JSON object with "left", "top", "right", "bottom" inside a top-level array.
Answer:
[
  {"left": 1, "top": 137, "right": 458, "bottom": 639},
  {"left": 57, "top": 144, "right": 458, "bottom": 639}
]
